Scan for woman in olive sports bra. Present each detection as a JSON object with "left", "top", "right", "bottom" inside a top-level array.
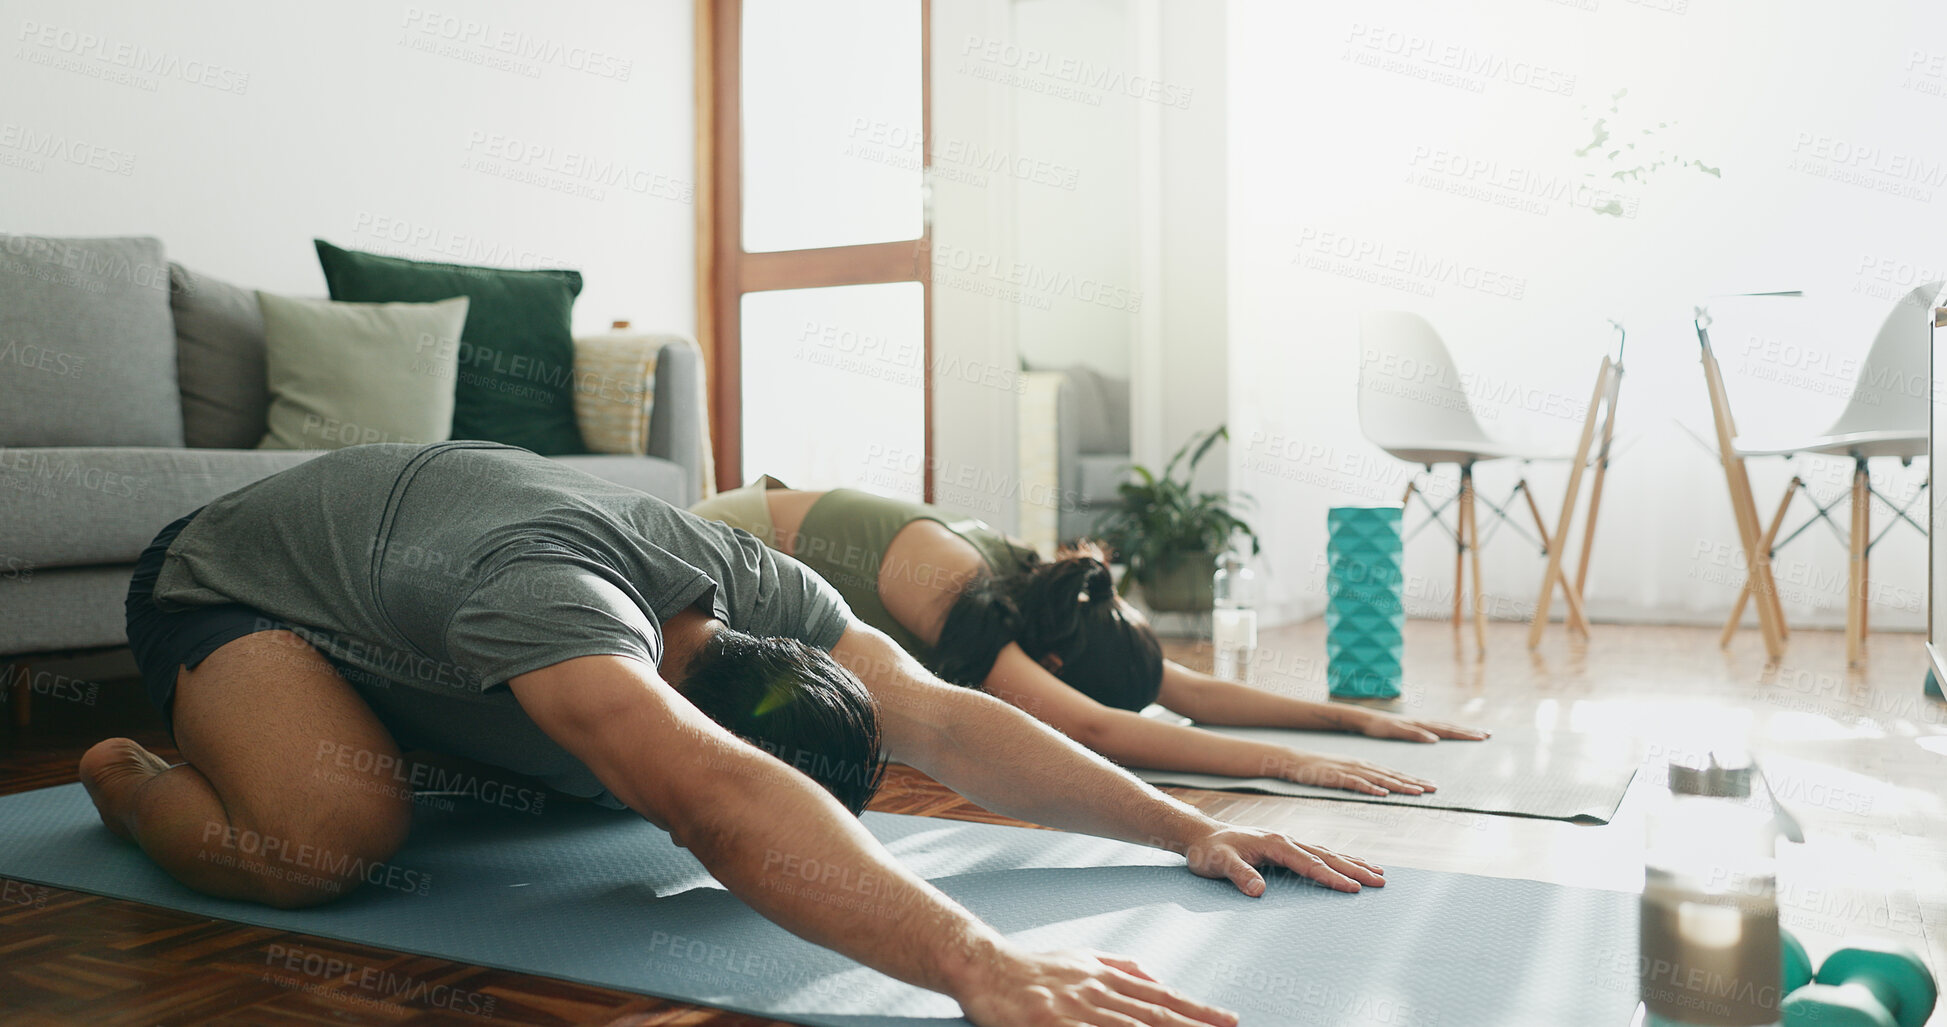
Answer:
[{"left": 693, "top": 480, "right": 1489, "bottom": 796}]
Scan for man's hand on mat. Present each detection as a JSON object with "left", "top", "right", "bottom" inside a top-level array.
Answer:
[
  {"left": 1182, "top": 825, "right": 1386, "bottom": 895},
  {"left": 1353, "top": 709, "right": 1492, "bottom": 743},
  {"left": 1266, "top": 750, "right": 1435, "bottom": 796},
  {"left": 956, "top": 947, "right": 1239, "bottom": 1027}
]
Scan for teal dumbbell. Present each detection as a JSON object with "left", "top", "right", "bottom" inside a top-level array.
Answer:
[
  {"left": 1782, "top": 929, "right": 1813, "bottom": 994},
  {"left": 1782, "top": 941, "right": 1938, "bottom": 1027}
]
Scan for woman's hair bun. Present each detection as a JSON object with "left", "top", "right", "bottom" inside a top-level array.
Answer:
[{"left": 1080, "top": 558, "right": 1115, "bottom": 602}]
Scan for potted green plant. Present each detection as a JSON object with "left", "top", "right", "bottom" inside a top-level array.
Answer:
[{"left": 1098, "top": 426, "right": 1260, "bottom": 612}]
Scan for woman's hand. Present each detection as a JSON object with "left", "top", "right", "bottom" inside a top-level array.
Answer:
[
  {"left": 1179, "top": 823, "right": 1388, "bottom": 895},
  {"left": 1351, "top": 709, "right": 1491, "bottom": 743},
  {"left": 954, "top": 947, "right": 1240, "bottom": 1027},
  {"left": 1262, "top": 749, "right": 1436, "bottom": 796}
]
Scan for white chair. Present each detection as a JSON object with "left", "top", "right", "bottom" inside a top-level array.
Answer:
[
  {"left": 1358, "top": 312, "right": 1607, "bottom": 652},
  {"left": 1706, "top": 282, "right": 1938, "bottom": 665}
]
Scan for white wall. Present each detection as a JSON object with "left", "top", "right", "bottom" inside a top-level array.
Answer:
[
  {"left": 1230, "top": 0, "right": 1947, "bottom": 629},
  {"left": 1, "top": 0, "right": 694, "bottom": 334},
  {"left": 929, "top": 0, "right": 1022, "bottom": 531},
  {"left": 1007, "top": 0, "right": 1139, "bottom": 380},
  {"left": 1150, "top": 0, "right": 1227, "bottom": 492},
  {"left": 929, "top": 0, "right": 1229, "bottom": 536}
]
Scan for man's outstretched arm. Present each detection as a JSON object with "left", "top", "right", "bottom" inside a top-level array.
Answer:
[
  {"left": 829, "top": 625, "right": 1387, "bottom": 896},
  {"left": 508, "top": 654, "right": 1237, "bottom": 1027}
]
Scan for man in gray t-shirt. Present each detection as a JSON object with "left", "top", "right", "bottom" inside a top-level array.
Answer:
[
  {"left": 149, "top": 441, "right": 855, "bottom": 807},
  {"left": 86, "top": 441, "right": 1387, "bottom": 1027}
]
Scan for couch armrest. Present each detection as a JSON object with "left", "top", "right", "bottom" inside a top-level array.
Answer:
[
  {"left": 647, "top": 337, "right": 708, "bottom": 507},
  {"left": 1054, "top": 371, "right": 1086, "bottom": 500},
  {"left": 571, "top": 332, "right": 710, "bottom": 507}
]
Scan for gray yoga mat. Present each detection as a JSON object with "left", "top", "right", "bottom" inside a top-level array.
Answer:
[
  {"left": 1131, "top": 724, "right": 1639, "bottom": 823},
  {"left": 0, "top": 783, "right": 1642, "bottom": 1026}
]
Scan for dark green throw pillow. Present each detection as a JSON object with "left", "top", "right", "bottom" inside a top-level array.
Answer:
[{"left": 314, "top": 239, "right": 587, "bottom": 455}]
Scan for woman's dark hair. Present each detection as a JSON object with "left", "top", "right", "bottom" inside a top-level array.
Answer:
[
  {"left": 931, "top": 542, "right": 1164, "bottom": 711},
  {"left": 679, "top": 629, "right": 888, "bottom": 815}
]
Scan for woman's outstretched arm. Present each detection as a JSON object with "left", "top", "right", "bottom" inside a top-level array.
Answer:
[
  {"left": 830, "top": 625, "right": 1388, "bottom": 890},
  {"left": 1155, "top": 661, "right": 1490, "bottom": 742},
  {"left": 982, "top": 647, "right": 1435, "bottom": 795}
]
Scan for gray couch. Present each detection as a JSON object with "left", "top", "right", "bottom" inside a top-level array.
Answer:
[
  {"left": 0, "top": 235, "right": 707, "bottom": 659},
  {"left": 1054, "top": 364, "right": 1132, "bottom": 543}
]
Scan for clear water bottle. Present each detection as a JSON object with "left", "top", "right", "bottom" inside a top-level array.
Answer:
[
  {"left": 1640, "top": 748, "right": 1783, "bottom": 1027},
  {"left": 1211, "top": 545, "right": 1257, "bottom": 682}
]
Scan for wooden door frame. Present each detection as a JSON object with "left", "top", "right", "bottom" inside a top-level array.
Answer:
[{"left": 695, "top": 0, "right": 934, "bottom": 497}]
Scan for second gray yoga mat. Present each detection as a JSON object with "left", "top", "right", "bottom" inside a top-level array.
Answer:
[
  {"left": 1131, "top": 724, "right": 1638, "bottom": 822},
  {"left": 0, "top": 783, "right": 1642, "bottom": 1025}
]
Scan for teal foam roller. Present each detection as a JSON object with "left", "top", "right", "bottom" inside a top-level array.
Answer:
[
  {"left": 1328, "top": 663, "right": 1403, "bottom": 698},
  {"left": 1326, "top": 507, "right": 1403, "bottom": 699},
  {"left": 1327, "top": 581, "right": 1405, "bottom": 609},
  {"left": 1325, "top": 600, "right": 1406, "bottom": 637},
  {"left": 1327, "top": 574, "right": 1403, "bottom": 602},
  {"left": 1328, "top": 505, "right": 1404, "bottom": 536}
]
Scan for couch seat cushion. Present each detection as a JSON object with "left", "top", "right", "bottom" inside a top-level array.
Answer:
[
  {"left": 0, "top": 447, "right": 322, "bottom": 569},
  {"left": 0, "top": 566, "right": 134, "bottom": 655}
]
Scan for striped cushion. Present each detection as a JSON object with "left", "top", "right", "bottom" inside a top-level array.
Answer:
[{"left": 571, "top": 333, "right": 657, "bottom": 455}]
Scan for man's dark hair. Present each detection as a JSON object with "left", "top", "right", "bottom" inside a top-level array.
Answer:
[
  {"left": 931, "top": 542, "right": 1164, "bottom": 711},
  {"left": 679, "top": 630, "right": 888, "bottom": 815}
]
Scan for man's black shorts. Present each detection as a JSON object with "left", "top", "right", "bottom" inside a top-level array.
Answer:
[{"left": 125, "top": 508, "right": 302, "bottom": 732}]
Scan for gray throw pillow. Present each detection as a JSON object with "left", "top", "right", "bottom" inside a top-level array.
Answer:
[
  {"left": 0, "top": 235, "right": 184, "bottom": 446},
  {"left": 171, "top": 263, "right": 270, "bottom": 449},
  {"left": 256, "top": 292, "right": 468, "bottom": 451}
]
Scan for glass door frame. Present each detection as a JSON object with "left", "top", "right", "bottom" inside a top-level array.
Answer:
[{"left": 696, "top": 0, "right": 934, "bottom": 498}]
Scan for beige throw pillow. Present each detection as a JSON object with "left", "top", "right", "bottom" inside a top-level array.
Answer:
[
  {"left": 571, "top": 332, "right": 657, "bottom": 454},
  {"left": 256, "top": 292, "right": 469, "bottom": 450}
]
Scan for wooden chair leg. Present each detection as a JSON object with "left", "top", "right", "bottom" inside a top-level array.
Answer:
[
  {"left": 1847, "top": 461, "right": 1868, "bottom": 667},
  {"left": 1698, "top": 327, "right": 1787, "bottom": 659},
  {"left": 1520, "top": 481, "right": 1549, "bottom": 539},
  {"left": 1528, "top": 357, "right": 1611, "bottom": 649},
  {"left": 1861, "top": 533, "right": 1870, "bottom": 640},
  {"left": 1721, "top": 477, "right": 1801, "bottom": 648},
  {"left": 1574, "top": 461, "right": 1607, "bottom": 600},
  {"left": 1860, "top": 473, "right": 1870, "bottom": 643},
  {"left": 1557, "top": 563, "right": 1593, "bottom": 636},
  {"left": 1519, "top": 482, "right": 1592, "bottom": 636},
  {"left": 1757, "top": 528, "right": 1791, "bottom": 644},
  {"left": 1464, "top": 468, "right": 1487, "bottom": 652},
  {"left": 1574, "top": 367, "right": 1622, "bottom": 599}
]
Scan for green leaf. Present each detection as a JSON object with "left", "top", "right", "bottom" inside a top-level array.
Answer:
[{"left": 1097, "top": 424, "right": 1256, "bottom": 574}]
